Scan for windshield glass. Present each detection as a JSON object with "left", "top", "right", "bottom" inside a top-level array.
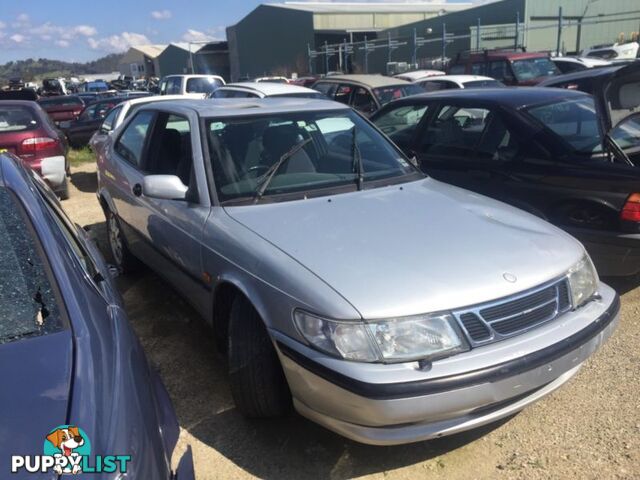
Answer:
[
  {"left": 511, "top": 57, "right": 560, "bottom": 82},
  {"left": 207, "top": 109, "right": 420, "bottom": 203},
  {"left": 0, "top": 188, "right": 64, "bottom": 344},
  {"left": 373, "top": 84, "right": 424, "bottom": 106},
  {"left": 0, "top": 106, "right": 39, "bottom": 132},
  {"left": 38, "top": 96, "right": 83, "bottom": 107},
  {"left": 525, "top": 97, "right": 602, "bottom": 153},
  {"left": 186, "top": 77, "right": 224, "bottom": 94}
]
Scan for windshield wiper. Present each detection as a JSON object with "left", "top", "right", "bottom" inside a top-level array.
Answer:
[
  {"left": 351, "top": 126, "right": 364, "bottom": 190},
  {"left": 253, "top": 137, "right": 313, "bottom": 203}
]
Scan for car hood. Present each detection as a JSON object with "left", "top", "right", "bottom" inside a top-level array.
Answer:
[
  {"left": 225, "top": 179, "right": 583, "bottom": 319},
  {"left": 0, "top": 331, "right": 73, "bottom": 464}
]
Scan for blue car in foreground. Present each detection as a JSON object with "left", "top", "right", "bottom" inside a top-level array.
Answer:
[{"left": 0, "top": 153, "right": 193, "bottom": 479}]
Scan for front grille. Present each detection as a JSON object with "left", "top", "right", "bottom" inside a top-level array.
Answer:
[{"left": 454, "top": 278, "right": 572, "bottom": 346}]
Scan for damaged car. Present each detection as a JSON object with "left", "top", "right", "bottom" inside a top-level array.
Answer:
[{"left": 96, "top": 98, "right": 619, "bottom": 445}]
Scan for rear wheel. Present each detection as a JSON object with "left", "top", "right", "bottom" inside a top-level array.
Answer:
[
  {"left": 228, "top": 296, "right": 292, "bottom": 417},
  {"left": 57, "top": 176, "right": 70, "bottom": 201},
  {"left": 106, "top": 208, "right": 140, "bottom": 272}
]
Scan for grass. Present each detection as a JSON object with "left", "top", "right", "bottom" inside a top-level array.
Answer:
[{"left": 68, "top": 147, "right": 95, "bottom": 167}]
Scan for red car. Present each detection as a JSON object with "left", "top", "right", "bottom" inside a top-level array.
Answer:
[
  {"left": 0, "top": 100, "right": 69, "bottom": 198},
  {"left": 449, "top": 50, "right": 561, "bottom": 86},
  {"left": 37, "top": 95, "right": 85, "bottom": 125}
]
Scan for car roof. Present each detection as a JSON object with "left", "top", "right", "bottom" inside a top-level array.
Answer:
[
  {"left": 419, "top": 75, "right": 496, "bottom": 83},
  {"left": 537, "top": 65, "right": 623, "bottom": 86},
  {"left": 316, "top": 74, "right": 410, "bottom": 88},
  {"left": 220, "top": 82, "right": 318, "bottom": 95},
  {"left": 140, "top": 98, "right": 351, "bottom": 117},
  {"left": 0, "top": 100, "right": 39, "bottom": 108},
  {"left": 123, "top": 94, "right": 185, "bottom": 107},
  {"left": 383, "top": 87, "right": 590, "bottom": 109}
]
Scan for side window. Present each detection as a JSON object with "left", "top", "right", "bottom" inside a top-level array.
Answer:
[
  {"left": 313, "top": 82, "right": 334, "bottom": 97},
  {"left": 471, "top": 63, "right": 484, "bottom": 75},
  {"left": 334, "top": 84, "right": 353, "bottom": 105},
  {"left": 166, "top": 78, "right": 181, "bottom": 95},
  {"left": 80, "top": 104, "right": 97, "bottom": 121},
  {"left": 101, "top": 106, "right": 121, "bottom": 132},
  {"left": 212, "top": 89, "right": 232, "bottom": 98},
  {"left": 419, "top": 105, "right": 493, "bottom": 159},
  {"left": 373, "top": 104, "right": 429, "bottom": 149},
  {"left": 421, "top": 81, "right": 449, "bottom": 92},
  {"left": 351, "top": 87, "right": 377, "bottom": 114},
  {"left": 488, "top": 61, "right": 509, "bottom": 81},
  {"left": 114, "top": 111, "right": 154, "bottom": 168},
  {"left": 145, "top": 114, "right": 194, "bottom": 188}
]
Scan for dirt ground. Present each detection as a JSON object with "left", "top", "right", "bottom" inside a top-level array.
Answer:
[{"left": 64, "top": 162, "right": 639, "bottom": 480}]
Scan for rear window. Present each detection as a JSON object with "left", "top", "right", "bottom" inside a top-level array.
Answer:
[
  {"left": 372, "top": 84, "right": 424, "bottom": 106},
  {"left": 0, "top": 106, "right": 39, "bottom": 132},
  {"left": 0, "top": 188, "right": 64, "bottom": 344},
  {"left": 186, "top": 77, "right": 224, "bottom": 94},
  {"left": 38, "top": 96, "right": 83, "bottom": 107}
]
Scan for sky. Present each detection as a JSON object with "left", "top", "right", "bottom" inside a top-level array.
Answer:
[{"left": 0, "top": 0, "right": 481, "bottom": 64}]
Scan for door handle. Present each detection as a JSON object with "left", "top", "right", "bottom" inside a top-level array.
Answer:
[{"left": 132, "top": 183, "right": 142, "bottom": 197}]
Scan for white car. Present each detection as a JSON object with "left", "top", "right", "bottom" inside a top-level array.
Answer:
[
  {"left": 88, "top": 95, "right": 187, "bottom": 152},
  {"left": 582, "top": 41, "right": 639, "bottom": 60},
  {"left": 551, "top": 56, "right": 611, "bottom": 74},
  {"left": 210, "top": 82, "right": 326, "bottom": 99},
  {"left": 394, "top": 70, "right": 445, "bottom": 82},
  {"left": 415, "top": 75, "right": 504, "bottom": 91},
  {"left": 159, "top": 74, "right": 226, "bottom": 99}
]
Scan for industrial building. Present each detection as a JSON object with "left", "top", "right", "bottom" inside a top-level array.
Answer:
[
  {"left": 226, "top": 1, "right": 472, "bottom": 80},
  {"left": 118, "top": 45, "right": 165, "bottom": 78},
  {"left": 226, "top": 0, "right": 640, "bottom": 78}
]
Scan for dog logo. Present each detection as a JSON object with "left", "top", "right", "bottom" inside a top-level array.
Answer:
[{"left": 45, "top": 426, "right": 87, "bottom": 475}]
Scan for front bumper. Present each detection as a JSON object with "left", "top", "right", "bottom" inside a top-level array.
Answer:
[{"left": 274, "top": 284, "right": 620, "bottom": 445}]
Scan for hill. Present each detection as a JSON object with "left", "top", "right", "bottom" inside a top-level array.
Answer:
[{"left": 0, "top": 53, "right": 124, "bottom": 84}]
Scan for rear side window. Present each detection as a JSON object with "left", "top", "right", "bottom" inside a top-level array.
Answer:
[
  {"left": 0, "top": 106, "right": 39, "bottom": 132},
  {"left": 0, "top": 188, "right": 63, "bottom": 344},
  {"left": 115, "top": 111, "right": 154, "bottom": 167}
]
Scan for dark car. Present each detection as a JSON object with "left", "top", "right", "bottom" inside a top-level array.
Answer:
[
  {"left": 371, "top": 88, "right": 640, "bottom": 277},
  {"left": 312, "top": 74, "right": 424, "bottom": 116},
  {"left": 37, "top": 95, "right": 85, "bottom": 124},
  {"left": 538, "top": 62, "right": 640, "bottom": 165},
  {"left": 0, "top": 100, "right": 69, "bottom": 198},
  {"left": 60, "top": 97, "right": 126, "bottom": 148},
  {"left": 448, "top": 50, "right": 560, "bottom": 86},
  {"left": 0, "top": 153, "right": 194, "bottom": 479}
]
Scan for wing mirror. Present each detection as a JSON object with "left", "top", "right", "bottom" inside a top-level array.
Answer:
[{"left": 142, "top": 175, "right": 188, "bottom": 200}]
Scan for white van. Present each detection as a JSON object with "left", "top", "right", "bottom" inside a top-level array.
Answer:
[{"left": 159, "top": 74, "right": 225, "bottom": 98}]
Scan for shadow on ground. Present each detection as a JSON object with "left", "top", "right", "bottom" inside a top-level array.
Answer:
[{"left": 71, "top": 170, "right": 98, "bottom": 193}]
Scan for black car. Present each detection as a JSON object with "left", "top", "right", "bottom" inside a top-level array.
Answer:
[
  {"left": 60, "top": 97, "right": 126, "bottom": 148},
  {"left": 538, "top": 62, "right": 640, "bottom": 165},
  {"left": 371, "top": 87, "right": 640, "bottom": 277}
]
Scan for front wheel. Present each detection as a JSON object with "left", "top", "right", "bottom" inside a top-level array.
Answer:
[
  {"left": 228, "top": 296, "right": 292, "bottom": 417},
  {"left": 105, "top": 208, "right": 140, "bottom": 273}
]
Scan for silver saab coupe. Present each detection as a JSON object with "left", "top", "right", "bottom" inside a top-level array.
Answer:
[{"left": 96, "top": 98, "right": 619, "bottom": 445}]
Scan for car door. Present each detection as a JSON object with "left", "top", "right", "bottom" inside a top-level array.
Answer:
[
  {"left": 413, "top": 102, "right": 520, "bottom": 199},
  {"left": 119, "top": 109, "right": 211, "bottom": 315}
]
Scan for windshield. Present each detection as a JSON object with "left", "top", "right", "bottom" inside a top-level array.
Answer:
[
  {"left": 610, "top": 115, "right": 640, "bottom": 151},
  {"left": 525, "top": 97, "right": 603, "bottom": 153},
  {"left": 207, "top": 109, "right": 420, "bottom": 203},
  {"left": 0, "top": 106, "right": 39, "bottom": 132},
  {"left": 186, "top": 77, "right": 224, "bottom": 94},
  {"left": 0, "top": 188, "right": 64, "bottom": 344},
  {"left": 38, "top": 96, "right": 83, "bottom": 107},
  {"left": 373, "top": 84, "right": 424, "bottom": 106},
  {"left": 511, "top": 57, "right": 560, "bottom": 82}
]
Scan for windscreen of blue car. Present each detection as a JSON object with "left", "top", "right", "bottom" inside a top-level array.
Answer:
[{"left": 0, "top": 188, "right": 64, "bottom": 344}]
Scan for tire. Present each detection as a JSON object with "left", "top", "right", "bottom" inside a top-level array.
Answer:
[
  {"left": 228, "top": 296, "right": 292, "bottom": 417},
  {"left": 105, "top": 207, "right": 140, "bottom": 273},
  {"left": 57, "top": 176, "right": 70, "bottom": 201}
]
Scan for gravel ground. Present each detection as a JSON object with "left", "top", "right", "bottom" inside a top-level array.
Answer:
[{"left": 63, "top": 162, "right": 640, "bottom": 480}]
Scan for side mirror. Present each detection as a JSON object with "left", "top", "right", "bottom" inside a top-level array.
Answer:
[{"left": 142, "top": 175, "right": 188, "bottom": 200}]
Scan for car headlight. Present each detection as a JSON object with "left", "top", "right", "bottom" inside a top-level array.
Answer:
[
  {"left": 567, "top": 254, "right": 599, "bottom": 308},
  {"left": 294, "top": 310, "right": 469, "bottom": 363}
]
